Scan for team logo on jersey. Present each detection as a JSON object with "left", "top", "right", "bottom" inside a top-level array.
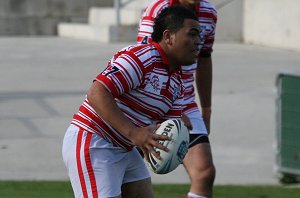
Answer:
[
  {"left": 172, "top": 86, "right": 180, "bottom": 102},
  {"left": 150, "top": 75, "right": 160, "bottom": 92}
]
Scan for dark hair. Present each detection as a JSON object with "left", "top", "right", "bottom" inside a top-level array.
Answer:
[{"left": 152, "top": 5, "right": 198, "bottom": 42}]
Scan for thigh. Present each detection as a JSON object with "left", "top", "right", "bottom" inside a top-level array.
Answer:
[
  {"left": 183, "top": 142, "right": 214, "bottom": 174},
  {"left": 63, "top": 125, "right": 128, "bottom": 198},
  {"left": 91, "top": 139, "right": 151, "bottom": 198},
  {"left": 123, "top": 148, "right": 150, "bottom": 184},
  {"left": 121, "top": 148, "right": 152, "bottom": 197},
  {"left": 121, "top": 178, "right": 154, "bottom": 198},
  {"left": 63, "top": 125, "right": 94, "bottom": 197},
  {"left": 90, "top": 135, "right": 130, "bottom": 198}
]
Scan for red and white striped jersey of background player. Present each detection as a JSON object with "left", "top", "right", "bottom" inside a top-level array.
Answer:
[
  {"left": 137, "top": 0, "right": 217, "bottom": 115},
  {"left": 71, "top": 43, "right": 185, "bottom": 151}
]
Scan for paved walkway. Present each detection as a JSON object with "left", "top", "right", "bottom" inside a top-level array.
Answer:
[{"left": 1, "top": 37, "right": 300, "bottom": 184}]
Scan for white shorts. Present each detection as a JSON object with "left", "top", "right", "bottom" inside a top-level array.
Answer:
[
  {"left": 187, "top": 109, "right": 208, "bottom": 135},
  {"left": 62, "top": 124, "right": 150, "bottom": 198}
]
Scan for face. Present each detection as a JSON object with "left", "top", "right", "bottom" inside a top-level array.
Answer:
[{"left": 169, "top": 18, "right": 201, "bottom": 67}]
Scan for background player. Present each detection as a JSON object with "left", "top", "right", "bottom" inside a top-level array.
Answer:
[
  {"left": 137, "top": 0, "right": 217, "bottom": 197},
  {"left": 62, "top": 5, "right": 201, "bottom": 198}
]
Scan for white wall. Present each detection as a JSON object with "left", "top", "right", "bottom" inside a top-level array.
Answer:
[
  {"left": 123, "top": 0, "right": 152, "bottom": 12},
  {"left": 244, "top": 0, "right": 300, "bottom": 51},
  {"left": 211, "top": 0, "right": 244, "bottom": 42},
  {"left": 0, "top": 0, "right": 113, "bottom": 35}
]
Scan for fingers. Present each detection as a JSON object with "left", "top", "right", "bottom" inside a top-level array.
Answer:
[
  {"left": 181, "top": 114, "right": 193, "bottom": 130},
  {"left": 185, "top": 123, "right": 193, "bottom": 130},
  {"left": 148, "top": 135, "right": 171, "bottom": 160},
  {"left": 152, "top": 139, "right": 169, "bottom": 152},
  {"left": 153, "top": 133, "right": 171, "bottom": 141},
  {"left": 145, "top": 144, "right": 162, "bottom": 160},
  {"left": 139, "top": 125, "right": 172, "bottom": 161},
  {"left": 142, "top": 135, "right": 170, "bottom": 161},
  {"left": 152, "top": 134, "right": 170, "bottom": 151},
  {"left": 142, "top": 149, "right": 150, "bottom": 162},
  {"left": 148, "top": 124, "right": 159, "bottom": 132}
]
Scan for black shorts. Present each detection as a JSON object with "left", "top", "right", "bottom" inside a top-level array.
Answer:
[{"left": 189, "top": 134, "right": 210, "bottom": 148}]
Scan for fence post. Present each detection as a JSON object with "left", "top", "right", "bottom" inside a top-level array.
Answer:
[{"left": 114, "top": 0, "right": 121, "bottom": 35}]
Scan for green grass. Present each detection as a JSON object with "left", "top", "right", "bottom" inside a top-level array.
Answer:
[{"left": 0, "top": 181, "right": 299, "bottom": 198}]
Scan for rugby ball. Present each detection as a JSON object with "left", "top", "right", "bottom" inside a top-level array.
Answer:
[{"left": 148, "top": 119, "right": 189, "bottom": 174}]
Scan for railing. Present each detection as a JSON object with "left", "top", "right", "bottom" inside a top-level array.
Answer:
[
  {"left": 114, "top": 0, "right": 136, "bottom": 27},
  {"left": 114, "top": 0, "right": 121, "bottom": 27},
  {"left": 114, "top": 0, "right": 238, "bottom": 27}
]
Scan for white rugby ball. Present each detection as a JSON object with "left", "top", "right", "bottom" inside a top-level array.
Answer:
[{"left": 148, "top": 119, "right": 189, "bottom": 174}]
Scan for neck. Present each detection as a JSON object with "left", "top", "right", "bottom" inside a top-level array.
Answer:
[
  {"left": 159, "top": 42, "right": 180, "bottom": 73},
  {"left": 168, "top": 60, "right": 180, "bottom": 73}
]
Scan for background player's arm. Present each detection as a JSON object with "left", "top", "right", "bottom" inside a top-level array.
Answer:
[
  {"left": 196, "top": 56, "right": 212, "bottom": 134},
  {"left": 87, "top": 81, "right": 169, "bottom": 158},
  {"left": 196, "top": 9, "right": 217, "bottom": 135},
  {"left": 137, "top": 15, "right": 155, "bottom": 44}
]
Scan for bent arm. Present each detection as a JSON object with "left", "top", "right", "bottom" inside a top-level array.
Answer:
[
  {"left": 87, "top": 81, "right": 136, "bottom": 138},
  {"left": 87, "top": 81, "right": 169, "bottom": 158}
]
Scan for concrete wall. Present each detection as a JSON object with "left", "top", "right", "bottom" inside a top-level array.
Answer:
[
  {"left": 244, "top": 0, "right": 300, "bottom": 51},
  {"left": 0, "top": 0, "right": 113, "bottom": 35},
  {"left": 123, "top": 0, "right": 151, "bottom": 9},
  {"left": 1, "top": 0, "right": 299, "bottom": 51},
  {"left": 211, "top": 0, "right": 244, "bottom": 42},
  {"left": 211, "top": 0, "right": 300, "bottom": 51}
]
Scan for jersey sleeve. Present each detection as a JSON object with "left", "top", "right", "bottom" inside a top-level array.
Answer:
[
  {"left": 199, "top": 6, "right": 218, "bottom": 57},
  {"left": 136, "top": 0, "right": 169, "bottom": 44},
  {"left": 96, "top": 51, "right": 145, "bottom": 97},
  {"left": 137, "top": 16, "right": 155, "bottom": 44}
]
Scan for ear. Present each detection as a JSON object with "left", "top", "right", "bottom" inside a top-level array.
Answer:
[{"left": 162, "top": 29, "right": 174, "bottom": 45}]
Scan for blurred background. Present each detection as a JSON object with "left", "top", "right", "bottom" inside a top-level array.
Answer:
[
  {"left": 0, "top": 0, "right": 300, "bottom": 185},
  {"left": 0, "top": 0, "right": 299, "bottom": 51}
]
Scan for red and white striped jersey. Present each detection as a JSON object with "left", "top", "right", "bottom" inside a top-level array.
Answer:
[
  {"left": 137, "top": 0, "right": 217, "bottom": 113},
  {"left": 71, "top": 43, "right": 185, "bottom": 151}
]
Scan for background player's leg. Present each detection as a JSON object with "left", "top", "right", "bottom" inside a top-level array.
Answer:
[
  {"left": 121, "top": 178, "right": 154, "bottom": 198},
  {"left": 183, "top": 143, "right": 215, "bottom": 198}
]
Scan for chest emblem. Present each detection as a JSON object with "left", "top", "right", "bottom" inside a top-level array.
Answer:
[
  {"left": 150, "top": 75, "right": 160, "bottom": 92},
  {"left": 172, "top": 86, "right": 180, "bottom": 102}
]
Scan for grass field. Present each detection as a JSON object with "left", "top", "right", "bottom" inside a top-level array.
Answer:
[{"left": 0, "top": 181, "right": 299, "bottom": 198}]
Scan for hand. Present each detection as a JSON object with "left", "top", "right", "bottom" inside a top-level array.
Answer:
[
  {"left": 181, "top": 113, "right": 193, "bottom": 130},
  {"left": 129, "top": 125, "right": 170, "bottom": 161},
  {"left": 202, "top": 107, "right": 211, "bottom": 134}
]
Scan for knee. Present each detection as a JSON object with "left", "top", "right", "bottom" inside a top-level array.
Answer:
[
  {"left": 202, "top": 164, "right": 216, "bottom": 185},
  {"left": 191, "top": 162, "right": 216, "bottom": 186},
  {"left": 184, "top": 143, "right": 216, "bottom": 186}
]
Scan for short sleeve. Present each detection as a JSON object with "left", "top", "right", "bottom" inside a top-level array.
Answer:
[{"left": 96, "top": 51, "right": 145, "bottom": 97}]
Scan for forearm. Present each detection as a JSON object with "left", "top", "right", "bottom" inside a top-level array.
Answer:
[
  {"left": 196, "top": 56, "right": 212, "bottom": 108},
  {"left": 196, "top": 56, "right": 213, "bottom": 133},
  {"left": 87, "top": 80, "right": 169, "bottom": 157},
  {"left": 87, "top": 81, "right": 136, "bottom": 139}
]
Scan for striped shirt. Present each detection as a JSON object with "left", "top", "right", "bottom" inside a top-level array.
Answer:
[
  {"left": 71, "top": 43, "right": 185, "bottom": 151},
  {"left": 137, "top": 0, "right": 217, "bottom": 113}
]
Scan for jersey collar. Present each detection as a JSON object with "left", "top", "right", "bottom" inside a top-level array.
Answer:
[
  {"left": 152, "top": 42, "right": 169, "bottom": 65},
  {"left": 152, "top": 42, "right": 183, "bottom": 74}
]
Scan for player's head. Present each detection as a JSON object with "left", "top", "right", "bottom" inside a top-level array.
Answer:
[
  {"left": 152, "top": 5, "right": 201, "bottom": 67},
  {"left": 152, "top": 5, "right": 198, "bottom": 42}
]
